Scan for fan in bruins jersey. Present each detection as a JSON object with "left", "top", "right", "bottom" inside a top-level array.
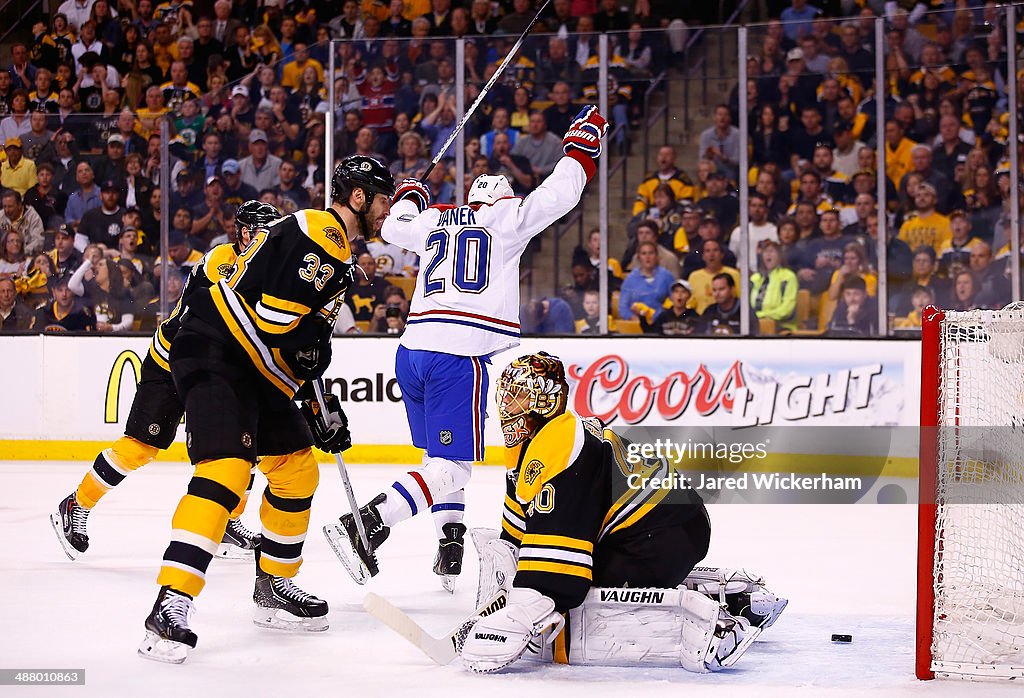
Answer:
[
  {"left": 50, "top": 200, "right": 281, "bottom": 564},
  {"left": 137, "top": 155, "right": 395, "bottom": 664},
  {"left": 459, "top": 353, "right": 784, "bottom": 674}
]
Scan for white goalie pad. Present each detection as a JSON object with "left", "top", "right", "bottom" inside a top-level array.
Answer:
[
  {"left": 533, "top": 587, "right": 760, "bottom": 672},
  {"left": 470, "top": 528, "right": 519, "bottom": 607},
  {"left": 683, "top": 566, "right": 789, "bottom": 629}
]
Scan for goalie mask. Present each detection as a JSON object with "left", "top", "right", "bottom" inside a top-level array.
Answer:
[
  {"left": 468, "top": 174, "right": 514, "bottom": 204},
  {"left": 496, "top": 352, "right": 569, "bottom": 447}
]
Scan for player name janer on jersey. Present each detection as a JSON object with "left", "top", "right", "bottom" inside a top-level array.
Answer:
[{"left": 436, "top": 206, "right": 478, "bottom": 228}]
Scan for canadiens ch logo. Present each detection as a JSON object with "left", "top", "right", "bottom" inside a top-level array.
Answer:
[
  {"left": 439, "top": 430, "right": 453, "bottom": 445},
  {"left": 524, "top": 459, "right": 544, "bottom": 485},
  {"left": 241, "top": 432, "right": 252, "bottom": 448},
  {"left": 323, "top": 226, "right": 344, "bottom": 247}
]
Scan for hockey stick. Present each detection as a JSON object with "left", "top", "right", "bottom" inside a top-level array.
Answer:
[
  {"left": 312, "top": 377, "right": 377, "bottom": 576},
  {"left": 362, "top": 590, "right": 508, "bottom": 665},
  {"left": 420, "top": 0, "right": 553, "bottom": 181}
]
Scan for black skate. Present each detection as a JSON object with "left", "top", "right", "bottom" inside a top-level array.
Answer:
[
  {"left": 253, "top": 545, "right": 328, "bottom": 631},
  {"left": 50, "top": 493, "right": 90, "bottom": 560},
  {"left": 217, "top": 518, "right": 259, "bottom": 560},
  {"left": 138, "top": 586, "right": 197, "bottom": 664},
  {"left": 323, "top": 493, "right": 389, "bottom": 584},
  {"left": 433, "top": 523, "right": 467, "bottom": 593}
]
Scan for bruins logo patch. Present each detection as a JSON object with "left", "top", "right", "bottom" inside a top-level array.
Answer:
[
  {"left": 218, "top": 262, "right": 234, "bottom": 277},
  {"left": 323, "top": 226, "right": 345, "bottom": 247},
  {"left": 241, "top": 432, "right": 253, "bottom": 448},
  {"left": 148, "top": 423, "right": 161, "bottom": 436},
  {"left": 524, "top": 459, "right": 544, "bottom": 485}
]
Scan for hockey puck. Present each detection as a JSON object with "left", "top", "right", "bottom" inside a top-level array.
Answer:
[{"left": 831, "top": 634, "right": 853, "bottom": 643}]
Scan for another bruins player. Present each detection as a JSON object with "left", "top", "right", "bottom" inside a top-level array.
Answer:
[
  {"left": 138, "top": 156, "right": 395, "bottom": 664},
  {"left": 459, "top": 353, "right": 771, "bottom": 674},
  {"left": 50, "top": 201, "right": 281, "bottom": 562}
]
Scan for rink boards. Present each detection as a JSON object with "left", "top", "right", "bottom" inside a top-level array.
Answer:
[{"left": 0, "top": 335, "right": 920, "bottom": 475}]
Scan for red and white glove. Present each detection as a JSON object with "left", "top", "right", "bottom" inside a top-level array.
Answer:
[
  {"left": 562, "top": 105, "right": 608, "bottom": 179},
  {"left": 393, "top": 178, "right": 431, "bottom": 212}
]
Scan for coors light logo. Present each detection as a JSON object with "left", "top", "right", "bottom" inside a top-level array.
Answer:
[{"left": 568, "top": 354, "right": 744, "bottom": 424}]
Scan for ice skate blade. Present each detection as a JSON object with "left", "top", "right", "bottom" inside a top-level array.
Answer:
[
  {"left": 322, "top": 523, "right": 370, "bottom": 585},
  {"left": 440, "top": 574, "right": 456, "bottom": 594},
  {"left": 138, "top": 631, "right": 190, "bottom": 664},
  {"left": 253, "top": 607, "right": 329, "bottom": 632},
  {"left": 216, "top": 543, "right": 255, "bottom": 560},
  {"left": 49, "top": 513, "right": 80, "bottom": 561}
]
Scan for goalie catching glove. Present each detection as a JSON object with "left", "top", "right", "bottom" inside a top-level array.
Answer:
[
  {"left": 562, "top": 105, "right": 608, "bottom": 179},
  {"left": 393, "top": 178, "right": 431, "bottom": 213},
  {"left": 299, "top": 390, "right": 352, "bottom": 453}
]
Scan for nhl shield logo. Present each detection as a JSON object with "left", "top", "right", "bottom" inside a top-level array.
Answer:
[
  {"left": 524, "top": 459, "right": 544, "bottom": 485},
  {"left": 148, "top": 423, "right": 161, "bottom": 436},
  {"left": 241, "top": 432, "right": 253, "bottom": 448},
  {"left": 439, "top": 430, "right": 453, "bottom": 445}
]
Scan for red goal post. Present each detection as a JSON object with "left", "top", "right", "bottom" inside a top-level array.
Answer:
[{"left": 917, "top": 305, "right": 1024, "bottom": 681}]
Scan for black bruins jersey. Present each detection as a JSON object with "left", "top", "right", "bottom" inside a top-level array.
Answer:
[
  {"left": 184, "top": 208, "right": 355, "bottom": 397},
  {"left": 148, "top": 243, "right": 239, "bottom": 373},
  {"left": 500, "top": 412, "right": 706, "bottom": 613}
]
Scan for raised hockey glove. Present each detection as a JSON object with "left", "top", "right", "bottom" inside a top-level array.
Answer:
[
  {"left": 562, "top": 105, "right": 608, "bottom": 179},
  {"left": 393, "top": 178, "right": 431, "bottom": 212},
  {"left": 300, "top": 391, "right": 352, "bottom": 453},
  {"left": 290, "top": 333, "right": 332, "bottom": 380}
]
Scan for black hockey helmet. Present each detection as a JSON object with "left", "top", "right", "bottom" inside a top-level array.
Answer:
[
  {"left": 331, "top": 155, "right": 396, "bottom": 204},
  {"left": 235, "top": 199, "right": 280, "bottom": 250}
]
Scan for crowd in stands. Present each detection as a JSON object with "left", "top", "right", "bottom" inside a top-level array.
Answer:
[
  {"left": 558, "top": 0, "right": 1024, "bottom": 337},
  {"left": 0, "top": 0, "right": 694, "bottom": 334}
]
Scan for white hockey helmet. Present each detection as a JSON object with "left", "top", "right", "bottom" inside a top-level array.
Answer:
[{"left": 468, "top": 174, "right": 514, "bottom": 204}]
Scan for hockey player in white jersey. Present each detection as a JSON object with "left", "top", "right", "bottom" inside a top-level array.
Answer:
[{"left": 324, "top": 105, "right": 610, "bottom": 589}]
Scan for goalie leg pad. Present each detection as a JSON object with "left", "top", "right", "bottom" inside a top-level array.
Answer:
[
  {"left": 470, "top": 528, "right": 519, "bottom": 607},
  {"left": 683, "top": 566, "right": 788, "bottom": 629},
  {"left": 553, "top": 587, "right": 760, "bottom": 672}
]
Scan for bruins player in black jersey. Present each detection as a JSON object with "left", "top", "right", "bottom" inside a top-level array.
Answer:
[
  {"left": 50, "top": 201, "right": 282, "bottom": 563},
  {"left": 138, "top": 156, "right": 395, "bottom": 664},
  {"left": 459, "top": 353, "right": 767, "bottom": 673}
]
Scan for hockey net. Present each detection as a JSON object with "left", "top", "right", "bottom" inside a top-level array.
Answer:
[{"left": 917, "top": 306, "right": 1024, "bottom": 680}]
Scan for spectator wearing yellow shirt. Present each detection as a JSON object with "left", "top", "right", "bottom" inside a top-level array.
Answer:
[
  {"left": 687, "top": 238, "right": 740, "bottom": 315},
  {"left": 883, "top": 119, "right": 917, "bottom": 186},
  {"left": 632, "top": 145, "right": 694, "bottom": 215},
  {"left": 899, "top": 183, "right": 951, "bottom": 256},
  {"left": 827, "top": 242, "right": 878, "bottom": 301},
  {"left": 0, "top": 138, "right": 37, "bottom": 195},
  {"left": 280, "top": 43, "right": 324, "bottom": 90},
  {"left": 894, "top": 286, "right": 934, "bottom": 329}
]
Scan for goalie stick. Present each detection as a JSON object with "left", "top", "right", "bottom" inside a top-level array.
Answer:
[{"left": 362, "top": 591, "right": 508, "bottom": 665}]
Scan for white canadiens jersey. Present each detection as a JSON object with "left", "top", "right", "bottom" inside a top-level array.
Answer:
[{"left": 381, "top": 156, "right": 590, "bottom": 356}]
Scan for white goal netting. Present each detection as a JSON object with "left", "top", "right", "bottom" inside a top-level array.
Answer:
[{"left": 931, "top": 308, "right": 1024, "bottom": 679}]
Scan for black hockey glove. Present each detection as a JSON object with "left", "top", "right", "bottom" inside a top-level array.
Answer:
[
  {"left": 290, "top": 333, "right": 332, "bottom": 380},
  {"left": 300, "top": 391, "right": 353, "bottom": 453}
]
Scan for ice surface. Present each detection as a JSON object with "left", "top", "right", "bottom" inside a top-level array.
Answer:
[{"left": 1, "top": 461, "right": 1017, "bottom": 697}]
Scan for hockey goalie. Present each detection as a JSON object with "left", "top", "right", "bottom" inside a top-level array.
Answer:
[{"left": 459, "top": 352, "right": 787, "bottom": 674}]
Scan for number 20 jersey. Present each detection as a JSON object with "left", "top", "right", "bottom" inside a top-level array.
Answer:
[{"left": 381, "top": 156, "right": 590, "bottom": 357}]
